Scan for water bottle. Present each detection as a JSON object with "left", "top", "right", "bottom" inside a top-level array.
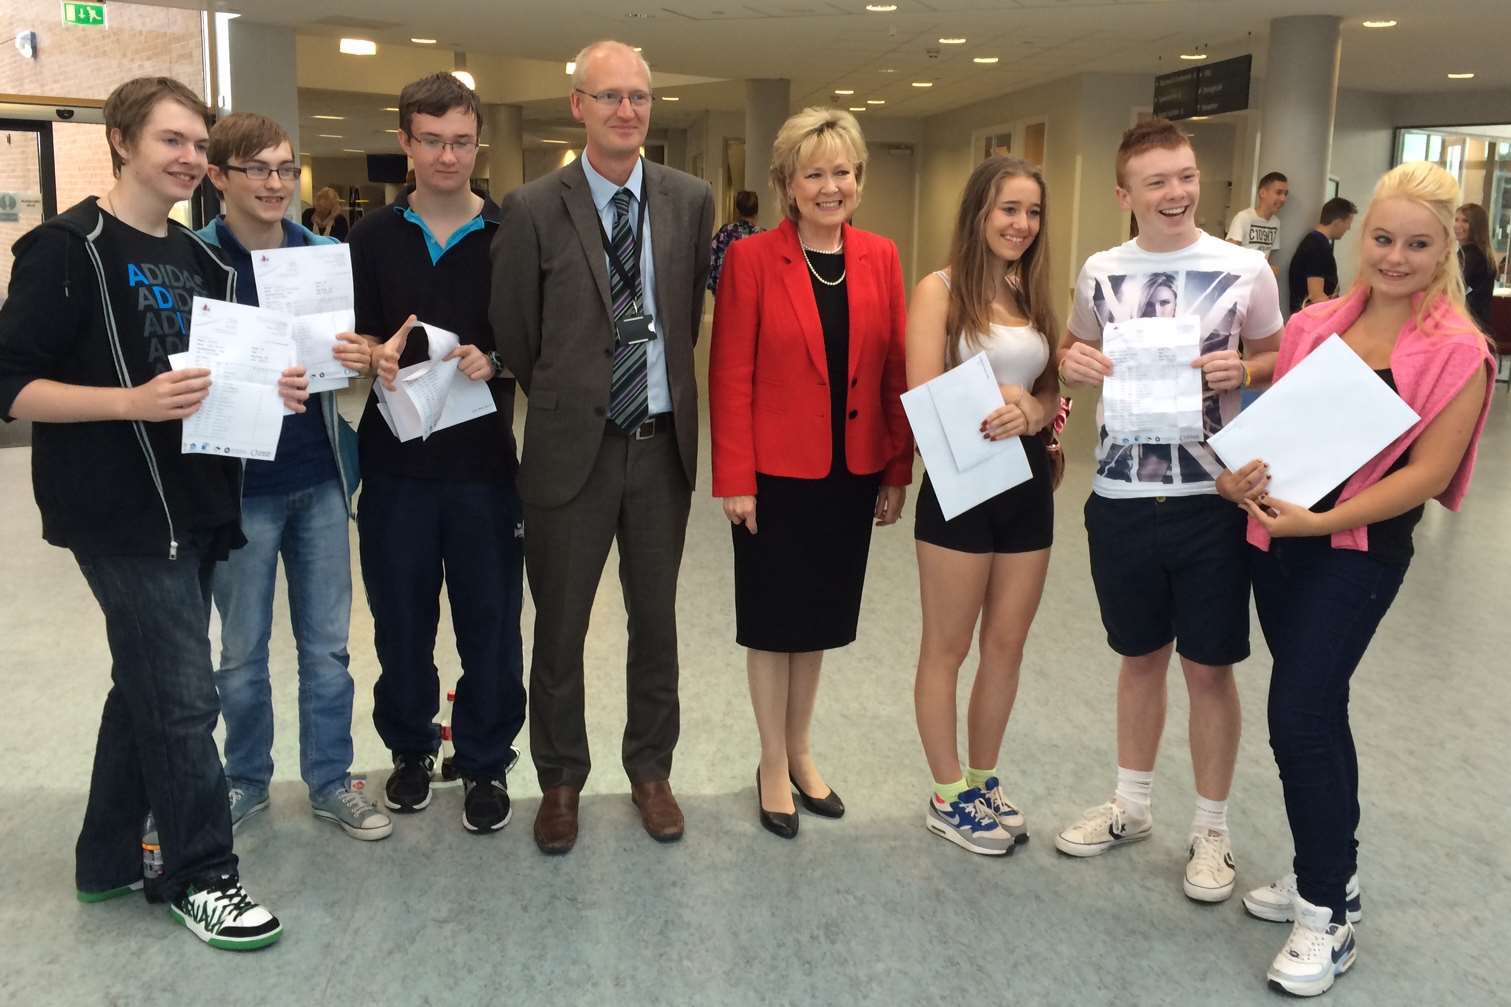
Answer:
[{"left": 141, "top": 814, "right": 164, "bottom": 881}]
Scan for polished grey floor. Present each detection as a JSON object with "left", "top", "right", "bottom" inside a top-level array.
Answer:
[{"left": 1, "top": 382, "right": 1507, "bottom": 1006}]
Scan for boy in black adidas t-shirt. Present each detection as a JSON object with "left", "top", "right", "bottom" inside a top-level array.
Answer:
[{"left": 0, "top": 77, "right": 304, "bottom": 951}]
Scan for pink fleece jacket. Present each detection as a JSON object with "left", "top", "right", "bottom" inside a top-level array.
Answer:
[{"left": 1247, "top": 287, "right": 1495, "bottom": 553}]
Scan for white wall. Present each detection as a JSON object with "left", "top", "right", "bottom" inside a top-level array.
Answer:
[{"left": 1328, "top": 89, "right": 1395, "bottom": 286}]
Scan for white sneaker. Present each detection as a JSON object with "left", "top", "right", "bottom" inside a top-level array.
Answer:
[
  {"left": 1054, "top": 801, "right": 1152, "bottom": 857},
  {"left": 1183, "top": 829, "right": 1237, "bottom": 902},
  {"left": 169, "top": 875, "right": 282, "bottom": 951},
  {"left": 1267, "top": 896, "right": 1356, "bottom": 997},
  {"left": 1245, "top": 872, "right": 1362, "bottom": 924}
]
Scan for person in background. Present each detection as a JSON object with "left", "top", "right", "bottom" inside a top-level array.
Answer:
[
  {"left": 708, "top": 189, "right": 763, "bottom": 292},
  {"left": 1287, "top": 197, "right": 1357, "bottom": 315},
  {"left": 1228, "top": 171, "right": 1289, "bottom": 272},
  {"left": 710, "top": 107, "right": 911, "bottom": 840},
  {"left": 1454, "top": 202, "right": 1497, "bottom": 333},
  {"left": 1221, "top": 161, "right": 1493, "bottom": 999},
  {"left": 906, "top": 155, "right": 1058, "bottom": 857},
  {"left": 197, "top": 112, "right": 388, "bottom": 842},
  {"left": 302, "top": 186, "right": 349, "bottom": 242}
]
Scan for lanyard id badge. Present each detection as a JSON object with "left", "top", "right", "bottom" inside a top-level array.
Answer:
[
  {"left": 615, "top": 312, "right": 656, "bottom": 347},
  {"left": 599, "top": 180, "right": 655, "bottom": 347}
]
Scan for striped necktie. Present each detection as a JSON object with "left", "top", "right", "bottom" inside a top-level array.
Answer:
[{"left": 607, "top": 187, "right": 649, "bottom": 433}]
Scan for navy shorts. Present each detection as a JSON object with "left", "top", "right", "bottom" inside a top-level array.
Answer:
[
  {"left": 1083, "top": 492, "right": 1250, "bottom": 666},
  {"left": 914, "top": 435, "right": 1054, "bottom": 554}
]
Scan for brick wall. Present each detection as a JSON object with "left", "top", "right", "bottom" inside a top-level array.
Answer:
[
  {"left": 0, "top": 2, "right": 203, "bottom": 296},
  {"left": 1, "top": 1, "right": 204, "bottom": 100}
]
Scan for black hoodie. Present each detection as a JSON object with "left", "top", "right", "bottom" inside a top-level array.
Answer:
[{"left": 0, "top": 198, "right": 242, "bottom": 558}]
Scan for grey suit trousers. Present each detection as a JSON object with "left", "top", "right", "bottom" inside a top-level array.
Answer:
[{"left": 525, "top": 421, "right": 691, "bottom": 791}]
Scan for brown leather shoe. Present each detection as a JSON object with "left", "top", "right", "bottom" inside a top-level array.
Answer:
[
  {"left": 630, "top": 779, "right": 684, "bottom": 842},
  {"left": 534, "top": 786, "right": 579, "bottom": 855}
]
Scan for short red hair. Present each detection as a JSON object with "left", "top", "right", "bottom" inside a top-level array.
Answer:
[{"left": 1115, "top": 117, "right": 1193, "bottom": 188}]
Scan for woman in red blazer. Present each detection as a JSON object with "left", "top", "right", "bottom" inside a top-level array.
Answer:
[{"left": 709, "top": 107, "right": 912, "bottom": 839}]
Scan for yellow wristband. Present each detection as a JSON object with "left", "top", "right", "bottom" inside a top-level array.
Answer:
[{"left": 1241, "top": 362, "right": 1251, "bottom": 388}]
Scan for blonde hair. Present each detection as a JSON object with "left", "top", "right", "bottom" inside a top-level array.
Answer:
[
  {"left": 570, "top": 40, "right": 652, "bottom": 92},
  {"left": 1350, "top": 162, "right": 1470, "bottom": 334},
  {"left": 769, "top": 107, "right": 868, "bottom": 222}
]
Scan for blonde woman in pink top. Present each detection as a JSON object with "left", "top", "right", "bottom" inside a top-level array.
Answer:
[{"left": 1215, "top": 162, "right": 1493, "bottom": 998}]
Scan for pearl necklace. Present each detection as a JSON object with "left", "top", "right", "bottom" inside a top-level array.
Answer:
[{"left": 799, "top": 238, "right": 845, "bottom": 287}]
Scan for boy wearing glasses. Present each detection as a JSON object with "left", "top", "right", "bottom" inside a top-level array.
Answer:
[
  {"left": 196, "top": 112, "right": 389, "bottom": 841},
  {"left": 354, "top": 73, "right": 526, "bottom": 834}
]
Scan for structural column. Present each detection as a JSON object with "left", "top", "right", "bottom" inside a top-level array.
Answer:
[
  {"left": 744, "top": 79, "right": 790, "bottom": 228},
  {"left": 486, "top": 103, "right": 525, "bottom": 200},
  {"left": 1256, "top": 15, "right": 1341, "bottom": 310}
]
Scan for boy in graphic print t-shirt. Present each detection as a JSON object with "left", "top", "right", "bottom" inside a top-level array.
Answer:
[{"left": 1052, "top": 118, "right": 1282, "bottom": 908}]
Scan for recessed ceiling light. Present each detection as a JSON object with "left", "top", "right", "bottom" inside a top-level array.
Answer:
[
  {"left": 1361, "top": 20, "right": 1397, "bottom": 29},
  {"left": 318, "top": 134, "right": 343, "bottom": 139},
  {"left": 848, "top": 107, "right": 866, "bottom": 112},
  {"left": 633, "top": 46, "right": 643, "bottom": 52},
  {"left": 835, "top": 89, "right": 855, "bottom": 95},
  {"left": 451, "top": 70, "right": 476, "bottom": 90},
  {"left": 410, "top": 37, "right": 437, "bottom": 45},
  {"left": 661, "top": 96, "right": 680, "bottom": 101},
  {"left": 541, "top": 139, "right": 569, "bottom": 144},
  {"left": 911, "top": 81, "right": 933, "bottom": 88},
  {"left": 878, "top": 67, "right": 897, "bottom": 73},
  {"left": 383, "top": 107, "right": 399, "bottom": 112},
  {"left": 866, "top": 4, "right": 898, "bottom": 11},
  {"left": 867, "top": 99, "right": 885, "bottom": 105},
  {"left": 479, "top": 143, "right": 490, "bottom": 149},
  {"left": 939, "top": 38, "right": 966, "bottom": 45},
  {"left": 384, "top": 129, "right": 399, "bottom": 134},
  {"left": 1179, "top": 52, "right": 1208, "bottom": 61},
  {"left": 1447, "top": 72, "right": 1476, "bottom": 79},
  {"left": 339, "top": 38, "right": 377, "bottom": 56},
  {"left": 1189, "top": 116, "right": 1209, "bottom": 121},
  {"left": 565, "top": 61, "right": 576, "bottom": 75},
  {"left": 973, "top": 56, "right": 999, "bottom": 64},
  {"left": 342, "top": 149, "right": 364, "bottom": 154},
  {"left": 311, "top": 115, "right": 344, "bottom": 120}
]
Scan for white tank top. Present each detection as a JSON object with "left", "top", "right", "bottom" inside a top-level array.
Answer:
[{"left": 933, "top": 269, "right": 1049, "bottom": 387}]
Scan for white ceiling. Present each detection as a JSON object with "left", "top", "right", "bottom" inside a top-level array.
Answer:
[{"left": 191, "top": 0, "right": 1510, "bottom": 158}]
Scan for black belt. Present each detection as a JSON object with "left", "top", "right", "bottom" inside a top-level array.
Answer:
[{"left": 607, "top": 412, "right": 672, "bottom": 440}]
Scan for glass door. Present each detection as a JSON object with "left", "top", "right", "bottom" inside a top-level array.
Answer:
[{"left": 0, "top": 120, "right": 56, "bottom": 302}]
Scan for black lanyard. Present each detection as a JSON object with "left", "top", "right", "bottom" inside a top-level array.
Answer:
[{"left": 596, "top": 181, "right": 648, "bottom": 306}]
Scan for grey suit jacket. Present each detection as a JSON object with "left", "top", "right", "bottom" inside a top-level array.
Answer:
[{"left": 492, "top": 157, "right": 714, "bottom": 508}]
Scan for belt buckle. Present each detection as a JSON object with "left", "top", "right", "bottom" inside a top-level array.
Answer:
[{"left": 632, "top": 417, "right": 657, "bottom": 440}]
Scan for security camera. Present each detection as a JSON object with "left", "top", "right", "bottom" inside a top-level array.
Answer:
[
  {"left": 926, "top": 48, "right": 940, "bottom": 59},
  {"left": 56, "top": 108, "right": 75, "bottom": 120}
]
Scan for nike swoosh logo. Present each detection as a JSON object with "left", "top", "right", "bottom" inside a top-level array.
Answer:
[
  {"left": 938, "top": 812, "right": 961, "bottom": 826},
  {"left": 1332, "top": 936, "right": 1354, "bottom": 963}
]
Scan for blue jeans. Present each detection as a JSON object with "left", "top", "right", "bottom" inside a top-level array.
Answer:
[
  {"left": 212, "top": 479, "right": 354, "bottom": 800},
  {"left": 1252, "top": 538, "right": 1406, "bottom": 923},
  {"left": 357, "top": 473, "right": 526, "bottom": 778},
  {"left": 74, "top": 547, "right": 237, "bottom": 903}
]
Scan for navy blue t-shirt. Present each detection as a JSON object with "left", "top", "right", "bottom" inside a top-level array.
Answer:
[{"left": 211, "top": 218, "right": 340, "bottom": 497}]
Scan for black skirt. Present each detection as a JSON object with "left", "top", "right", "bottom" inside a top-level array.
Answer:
[{"left": 731, "top": 470, "right": 883, "bottom": 652}]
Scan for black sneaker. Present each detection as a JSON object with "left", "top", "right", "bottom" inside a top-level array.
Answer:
[
  {"left": 462, "top": 776, "right": 512, "bottom": 834},
  {"left": 385, "top": 752, "right": 437, "bottom": 813},
  {"left": 169, "top": 875, "right": 282, "bottom": 951}
]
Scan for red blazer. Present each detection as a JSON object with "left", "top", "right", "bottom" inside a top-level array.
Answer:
[{"left": 709, "top": 219, "right": 913, "bottom": 497}]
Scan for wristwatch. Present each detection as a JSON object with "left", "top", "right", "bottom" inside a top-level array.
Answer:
[{"left": 487, "top": 350, "right": 506, "bottom": 380}]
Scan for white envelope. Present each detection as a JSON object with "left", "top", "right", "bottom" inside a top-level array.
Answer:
[
  {"left": 1208, "top": 334, "right": 1420, "bottom": 508},
  {"left": 928, "top": 351, "right": 1004, "bottom": 473},
  {"left": 902, "top": 356, "right": 1032, "bottom": 521}
]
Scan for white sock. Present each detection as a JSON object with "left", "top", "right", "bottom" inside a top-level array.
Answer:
[
  {"left": 1191, "top": 795, "right": 1229, "bottom": 835},
  {"left": 1113, "top": 766, "right": 1154, "bottom": 818}
]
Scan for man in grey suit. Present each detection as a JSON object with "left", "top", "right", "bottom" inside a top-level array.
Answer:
[{"left": 492, "top": 40, "right": 714, "bottom": 855}]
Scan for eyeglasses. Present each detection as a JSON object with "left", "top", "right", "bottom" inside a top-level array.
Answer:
[
  {"left": 403, "top": 133, "right": 479, "bottom": 154},
  {"left": 222, "top": 163, "right": 301, "bottom": 181},
  {"left": 574, "top": 88, "right": 652, "bottom": 109}
]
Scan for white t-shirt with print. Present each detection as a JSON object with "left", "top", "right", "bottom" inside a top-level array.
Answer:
[
  {"left": 1068, "top": 231, "right": 1283, "bottom": 499},
  {"left": 1226, "top": 207, "right": 1280, "bottom": 259}
]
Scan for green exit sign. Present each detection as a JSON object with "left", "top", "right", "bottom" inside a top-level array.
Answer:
[{"left": 62, "top": 2, "right": 107, "bottom": 27}]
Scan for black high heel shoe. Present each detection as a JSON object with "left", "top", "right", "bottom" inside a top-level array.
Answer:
[
  {"left": 790, "top": 773, "right": 845, "bottom": 819},
  {"left": 757, "top": 768, "right": 799, "bottom": 839}
]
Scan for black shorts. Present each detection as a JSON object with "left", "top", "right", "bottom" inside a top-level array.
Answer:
[
  {"left": 1084, "top": 491, "right": 1250, "bottom": 666},
  {"left": 914, "top": 435, "right": 1054, "bottom": 554}
]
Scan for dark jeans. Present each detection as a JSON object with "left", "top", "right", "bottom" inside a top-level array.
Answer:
[
  {"left": 357, "top": 473, "right": 526, "bottom": 778},
  {"left": 1252, "top": 538, "right": 1406, "bottom": 923},
  {"left": 74, "top": 548, "right": 237, "bottom": 903}
]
